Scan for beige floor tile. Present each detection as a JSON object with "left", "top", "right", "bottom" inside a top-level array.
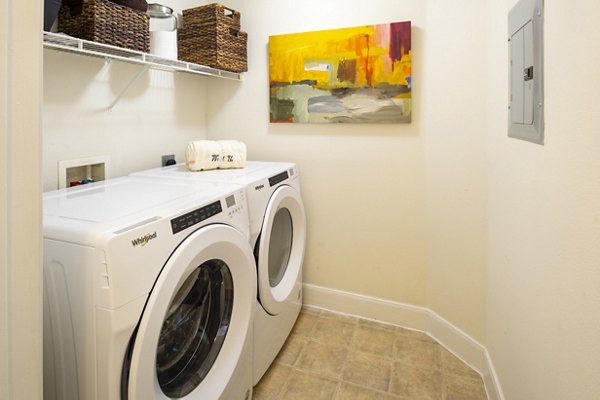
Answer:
[
  {"left": 335, "top": 382, "right": 403, "bottom": 400},
  {"left": 275, "top": 334, "right": 307, "bottom": 366},
  {"left": 319, "top": 309, "right": 359, "bottom": 324},
  {"left": 342, "top": 351, "right": 392, "bottom": 392},
  {"left": 444, "top": 374, "right": 488, "bottom": 400},
  {"left": 254, "top": 308, "right": 488, "bottom": 400},
  {"left": 252, "top": 364, "right": 292, "bottom": 400},
  {"left": 296, "top": 340, "right": 349, "bottom": 379},
  {"left": 352, "top": 324, "right": 397, "bottom": 358},
  {"left": 394, "top": 335, "right": 441, "bottom": 370},
  {"left": 291, "top": 309, "right": 321, "bottom": 337},
  {"left": 311, "top": 316, "right": 357, "bottom": 346},
  {"left": 439, "top": 348, "right": 482, "bottom": 382},
  {"left": 279, "top": 370, "right": 339, "bottom": 400},
  {"left": 358, "top": 318, "right": 398, "bottom": 332},
  {"left": 396, "top": 326, "right": 437, "bottom": 344},
  {"left": 390, "top": 362, "right": 442, "bottom": 400}
]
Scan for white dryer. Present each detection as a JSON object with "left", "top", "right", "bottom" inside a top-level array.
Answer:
[
  {"left": 131, "top": 161, "right": 307, "bottom": 385},
  {"left": 43, "top": 177, "right": 256, "bottom": 400}
]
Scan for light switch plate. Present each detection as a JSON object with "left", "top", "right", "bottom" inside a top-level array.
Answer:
[{"left": 508, "top": 0, "right": 544, "bottom": 144}]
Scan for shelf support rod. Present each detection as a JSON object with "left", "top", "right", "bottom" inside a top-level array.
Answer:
[{"left": 107, "top": 63, "right": 150, "bottom": 111}]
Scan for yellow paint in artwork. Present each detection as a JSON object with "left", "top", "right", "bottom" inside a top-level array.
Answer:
[
  {"left": 269, "top": 24, "right": 411, "bottom": 89},
  {"left": 270, "top": 26, "right": 376, "bottom": 85}
]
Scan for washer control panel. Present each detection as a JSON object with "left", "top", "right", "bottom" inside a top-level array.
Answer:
[{"left": 171, "top": 200, "right": 222, "bottom": 234}]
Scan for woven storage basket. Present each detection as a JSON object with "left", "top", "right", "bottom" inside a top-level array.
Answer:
[
  {"left": 58, "top": 0, "right": 149, "bottom": 53},
  {"left": 178, "top": 3, "right": 248, "bottom": 73}
]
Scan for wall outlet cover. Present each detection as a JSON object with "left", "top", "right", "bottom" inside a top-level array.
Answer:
[{"left": 161, "top": 154, "right": 176, "bottom": 166}]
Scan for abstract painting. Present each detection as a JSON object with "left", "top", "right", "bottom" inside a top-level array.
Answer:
[{"left": 269, "top": 21, "right": 411, "bottom": 124}]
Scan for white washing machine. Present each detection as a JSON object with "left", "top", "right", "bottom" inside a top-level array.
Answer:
[
  {"left": 131, "top": 161, "right": 306, "bottom": 385},
  {"left": 43, "top": 176, "right": 256, "bottom": 400}
]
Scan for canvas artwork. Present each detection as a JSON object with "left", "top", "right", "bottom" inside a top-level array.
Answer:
[{"left": 269, "top": 21, "right": 412, "bottom": 124}]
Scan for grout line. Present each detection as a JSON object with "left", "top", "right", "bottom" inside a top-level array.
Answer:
[
  {"left": 386, "top": 358, "right": 396, "bottom": 394},
  {"left": 275, "top": 363, "right": 293, "bottom": 400}
]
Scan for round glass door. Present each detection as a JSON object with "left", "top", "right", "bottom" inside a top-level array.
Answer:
[
  {"left": 125, "top": 224, "right": 256, "bottom": 400},
  {"left": 256, "top": 185, "right": 306, "bottom": 316},
  {"left": 156, "top": 259, "right": 233, "bottom": 398},
  {"left": 268, "top": 208, "right": 293, "bottom": 288}
]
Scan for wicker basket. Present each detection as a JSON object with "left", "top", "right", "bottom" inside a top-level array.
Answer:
[
  {"left": 178, "top": 3, "right": 248, "bottom": 73},
  {"left": 182, "top": 3, "right": 241, "bottom": 30},
  {"left": 58, "top": 0, "right": 149, "bottom": 53}
]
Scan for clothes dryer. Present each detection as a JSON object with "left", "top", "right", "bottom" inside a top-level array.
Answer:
[
  {"left": 43, "top": 177, "right": 255, "bottom": 400},
  {"left": 131, "top": 161, "right": 306, "bottom": 384}
]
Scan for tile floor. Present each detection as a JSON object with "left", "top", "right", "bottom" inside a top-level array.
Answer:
[{"left": 253, "top": 307, "right": 487, "bottom": 400}]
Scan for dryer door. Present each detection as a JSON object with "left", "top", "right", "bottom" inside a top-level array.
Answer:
[
  {"left": 125, "top": 224, "right": 256, "bottom": 399},
  {"left": 256, "top": 185, "right": 306, "bottom": 316}
]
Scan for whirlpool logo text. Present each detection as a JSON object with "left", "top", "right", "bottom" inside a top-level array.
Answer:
[{"left": 131, "top": 232, "right": 157, "bottom": 247}]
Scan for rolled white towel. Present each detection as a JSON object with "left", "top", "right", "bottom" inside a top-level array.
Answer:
[
  {"left": 217, "top": 140, "right": 247, "bottom": 169},
  {"left": 185, "top": 140, "right": 221, "bottom": 171}
]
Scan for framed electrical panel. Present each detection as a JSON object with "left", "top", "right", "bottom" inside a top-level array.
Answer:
[{"left": 508, "top": 0, "right": 544, "bottom": 144}]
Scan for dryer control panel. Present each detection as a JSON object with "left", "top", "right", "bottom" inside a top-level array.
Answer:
[{"left": 268, "top": 171, "right": 289, "bottom": 187}]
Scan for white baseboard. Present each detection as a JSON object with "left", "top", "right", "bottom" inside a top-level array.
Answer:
[
  {"left": 483, "top": 348, "right": 505, "bottom": 400},
  {"left": 302, "top": 283, "right": 504, "bottom": 400}
]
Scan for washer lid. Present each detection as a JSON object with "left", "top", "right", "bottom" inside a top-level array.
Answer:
[
  {"left": 256, "top": 185, "right": 306, "bottom": 315},
  {"left": 43, "top": 177, "right": 238, "bottom": 223}
]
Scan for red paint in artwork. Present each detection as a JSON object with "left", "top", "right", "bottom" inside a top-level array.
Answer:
[{"left": 389, "top": 21, "right": 411, "bottom": 62}]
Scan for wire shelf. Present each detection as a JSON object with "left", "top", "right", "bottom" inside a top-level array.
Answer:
[{"left": 42, "top": 31, "right": 242, "bottom": 81}]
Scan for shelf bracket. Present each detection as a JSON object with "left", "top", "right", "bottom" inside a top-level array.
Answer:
[{"left": 107, "top": 62, "right": 150, "bottom": 111}]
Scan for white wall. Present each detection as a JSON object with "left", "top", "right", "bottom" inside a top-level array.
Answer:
[
  {"left": 1, "top": 0, "right": 43, "bottom": 398},
  {"left": 485, "top": 1, "right": 600, "bottom": 398},
  {"left": 42, "top": 0, "right": 211, "bottom": 191},
  {"left": 39, "top": 0, "right": 600, "bottom": 397},
  {"left": 421, "top": 0, "right": 488, "bottom": 343},
  {"left": 43, "top": 50, "right": 207, "bottom": 190},
  {"left": 206, "top": 0, "right": 489, "bottom": 342},
  {"left": 44, "top": 0, "right": 489, "bottom": 345},
  {"left": 43, "top": 52, "right": 211, "bottom": 191},
  {"left": 207, "top": 0, "right": 430, "bottom": 307}
]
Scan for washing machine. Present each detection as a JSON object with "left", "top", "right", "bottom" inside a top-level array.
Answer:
[
  {"left": 43, "top": 176, "right": 256, "bottom": 400},
  {"left": 131, "top": 161, "right": 306, "bottom": 384}
]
